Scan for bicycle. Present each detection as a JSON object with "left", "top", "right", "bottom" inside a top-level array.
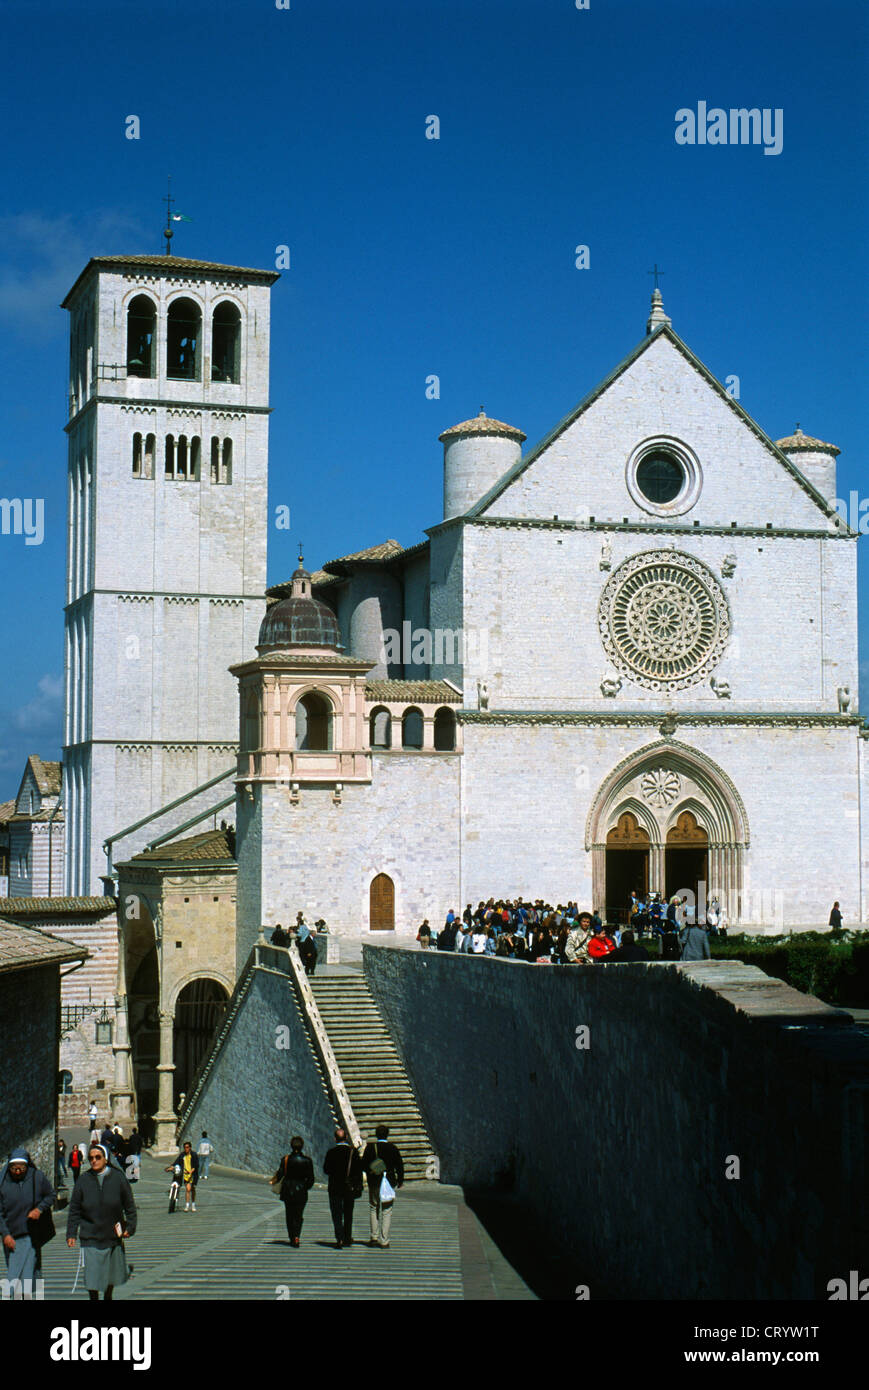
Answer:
[{"left": 165, "top": 1164, "right": 182, "bottom": 1213}]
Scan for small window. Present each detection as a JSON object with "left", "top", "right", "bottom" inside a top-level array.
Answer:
[
  {"left": 370, "top": 707, "right": 392, "bottom": 749},
  {"left": 636, "top": 451, "right": 684, "bottom": 504},
  {"left": 166, "top": 297, "right": 201, "bottom": 380},
  {"left": 295, "top": 692, "right": 332, "bottom": 751},
  {"left": 95, "top": 1020, "right": 113, "bottom": 1045},
  {"left": 177, "top": 435, "right": 188, "bottom": 480},
  {"left": 126, "top": 295, "right": 156, "bottom": 378},
  {"left": 165, "top": 434, "right": 176, "bottom": 479},
  {"left": 434, "top": 706, "right": 456, "bottom": 751},
  {"left": 211, "top": 438, "right": 220, "bottom": 483},
  {"left": 222, "top": 438, "right": 233, "bottom": 485},
  {"left": 132, "top": 432, "right": 143, "bottom": 476},
  {"left": 144, "top": 433, "right": 155, "bottom": 479},
  {"left": 212, "top": 301, "right": 241, "bottom": 383},
  {"left": 58, "top": 1070, "right": 73, "bottom": 1095},
  {"left": 402, "top": 708, "right": 424, "bottom": 750},
  {"left": 190, "top": 437, "right": 200, "bottom": 481}
]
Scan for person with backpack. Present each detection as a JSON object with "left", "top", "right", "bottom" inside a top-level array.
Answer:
[
  {"left": 323, "top": 1128, "right": 363, "bottom": 1249},
  {"left": 270, "top": 1137, "right": 315, "bottom": 1247},
  {"left": 416, "top": 919, "right": 432, "bottom": 950},
  {"left": 361, "top": 1125, "right": 404, "bottom": 1249}
]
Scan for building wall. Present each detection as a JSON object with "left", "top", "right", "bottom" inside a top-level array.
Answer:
[
  {"left": 0, "top": 965, "right": 58, "bottom": 1177},
  {"left": 238, "top": 753, "right": 461, "bottom": 962},
  {"left": 182, "top": 962, "right": 336, "bottom": 1175},
  {"left": 364, "top": 945, "right": 869, "bottom": 1299}
]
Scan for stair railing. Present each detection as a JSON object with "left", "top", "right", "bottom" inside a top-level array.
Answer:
[{"left": 282, "top": 943, "right": 363, "bottom": 1150}]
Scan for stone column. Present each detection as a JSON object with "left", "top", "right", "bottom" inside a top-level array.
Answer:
[
  {"left": 153, "top": 1009, "right": 177, "bottom": 1155},
  {"left": 423, "top": 716, "right": 435, "bottom": 751},
  {"left": 649, "top": 842, "right": 666, "bottom": 897},
  {"left": 110, "top": 925, "right": 135, "bottom": 1123}
]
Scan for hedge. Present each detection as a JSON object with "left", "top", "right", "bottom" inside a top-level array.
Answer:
[{"left": 710, "top": 932, "right": 869, "bottom": 1006}]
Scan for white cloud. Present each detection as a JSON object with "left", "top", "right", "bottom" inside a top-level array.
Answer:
[
  {"left": 14, "top": 672, "right": 64, "bottom": 730},
  {"left": 0, "top": 210, "right": 145, "bottom": 337}
]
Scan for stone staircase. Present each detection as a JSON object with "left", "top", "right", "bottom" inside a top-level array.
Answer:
[{"left": 310, "top": 973, "right": 434, "bottom": 1181}]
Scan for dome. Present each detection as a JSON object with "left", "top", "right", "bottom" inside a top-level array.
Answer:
[
  {"left": 775, "top": 425, "right": 840, "bottom": 456},
  {"left": 257, "top": 563, "right": 343, "bottom": 652},
  {"left": 439, "top": 407, "right": 526, "bottom": 444}
]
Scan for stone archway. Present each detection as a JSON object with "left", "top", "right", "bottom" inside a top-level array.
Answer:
[
  {"left": 587, "top": 740, "right": 749, "bottom": 924},
  {"left": 605, "top": 812, "right": 650, "bottom": 924},
  {"left": 370, "top": 873, "right": 395, "bottom": 932}
]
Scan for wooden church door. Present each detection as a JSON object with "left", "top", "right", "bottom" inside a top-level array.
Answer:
[{"left": 370, "top": 873, "right": 395, "bottom": 931}]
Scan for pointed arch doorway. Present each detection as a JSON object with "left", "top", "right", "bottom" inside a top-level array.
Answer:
[
  {"left": 665, "top": 810, "right": 708, "bottom": 912},
  {"left": 605, "top": 812, "right": 649, "bottom": 925},
  {"left": 370, "top": 873, "right": 395, "bottom": 931}
]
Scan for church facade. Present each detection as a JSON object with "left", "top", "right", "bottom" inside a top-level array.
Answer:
[{"left": 235, "top": 290, "right": 869, "bottom": 949}]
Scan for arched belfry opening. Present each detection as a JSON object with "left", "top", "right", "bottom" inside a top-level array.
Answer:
[
  {"left": 166, "top": 297, "right": 201, "bottom": 380},
  {"left": 212, "top": 301, "right": 241, "bottom": 382},
  {"left": 126, "top": 295, "right": 156, "bottom": 377},
  {"left": 587, "top": 741, "right": 748, "bottom": 927},
  {"left": 295, "top": 691, "right": 332, "bottom": 750}
]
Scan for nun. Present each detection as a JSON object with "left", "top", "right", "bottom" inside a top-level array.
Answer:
[
  {"left": 0, "top": 1147, "right": 56, "bottom": 1293},
  {"left": 66, "top": 1143, "right": 137, "bottom": 1300}
]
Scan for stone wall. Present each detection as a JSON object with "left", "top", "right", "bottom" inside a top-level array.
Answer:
[
  {"left": 364, "top": 946, "right": 869, "bottom": 1300},
  {"left": 182, "top": 962, "right": 336, "bottom": 1176},
  {"left": 0, "top": 964, "right": 58, "bottom": 1177}
]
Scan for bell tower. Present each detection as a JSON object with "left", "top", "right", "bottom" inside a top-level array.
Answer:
[{"left": 62, "top": 252, "right": 279, "bottom": 894}]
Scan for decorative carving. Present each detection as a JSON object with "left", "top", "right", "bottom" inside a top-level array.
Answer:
[
  {"left": 838, "top": 686, "right": 851, "bottom": 713},
  {"left": 600, "top": 676, "right": 622, "bottom": 698},
  {"left": 710, "top": 676, "right": 731, "bottom": 699},
  {"left": 598, "top": 550, "right": 731, "bottom": 692},
  {"left": 640, "top": 767, "right": 681, "bottom": 807},
  {"left": 606, "top": 811, "right": 650, "bottom": 848},
  {"left": 477, "top": 680, "right": 490, "bottom": 711},
  {"left": 721, "top": 554, "right": 737, "bottom": 577},
  {"left": 659, "top": 713, "right": 678, "bottom": 737},
  {"left": 666, "top": 810, "right": 709, "bottom": 846},
  {"left": 599, "top": 537, "right": 612, "bottom": 571}
]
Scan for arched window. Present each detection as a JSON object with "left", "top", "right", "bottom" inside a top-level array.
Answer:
[
  {"left": 212, "top": 301, "right": 241, "bottom": 383},
  {"left": 295, "top": 692, "right": 332, "bottom": 751},
  {"left": 211, "top": 437, "right": 220, "bottom": 483},
  {"left": 126, "top": 295, "right": 155, "bottom": 377},
  {"left": 166, "top": 297, "right": 201, "bottom": 380},
  {"left": 190, "top": 436, "right": 200, "bottom": 481},
  {"left": 177, "top": 435, "right": 189, "bottom": 480},
  {"left": 433, "top": 706, "right": 456, "bottom": 751},
  {"left": 222, "top": 438, "right": 233, "bottom": 484},
  {"left": 370, "top": 707, "right": 392, "bottom": 749},
  {"left": 132, "top": 432, "right": 143, "bottom": 476},
  {"left": 165, "top": 434, "right": 176, "bottom": 478},
  {"left": 144, "top": 433, "right": 155, "bottom": 478},
  {"left": 402, "top": 707, "right": 424, "bottom": 750},
  {"left": 242, "top": 692, "right": 260, "bottom": 751},
  {"left": 58, "top": 1070, "right": 73, "bottom": 1095}
]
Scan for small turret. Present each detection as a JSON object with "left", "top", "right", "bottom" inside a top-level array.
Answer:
[
  {"left": 775, "top": 425, "right": 841, "bottom": 504},
  {"left": 440, "top": 407, "right": 526, "bottom": 520}
]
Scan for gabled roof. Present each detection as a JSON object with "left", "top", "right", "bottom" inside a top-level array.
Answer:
[
  {"left": 120, "top": 827, "right": 236, "bottom": 867},
  {"left": 26, "top": 756, "right": 62, "bottom": 797},
  {"left": 0, "top": 919, "right": 88, "bottom": 974},
  {"left": 268, "top": 538, "right": 430, "bottom": 600},
  {"left": 461, "top": 324, "right": 843, "bottom": 526},
  {"left": 62, "top": 255, "right": 279, "bottom": 306}
]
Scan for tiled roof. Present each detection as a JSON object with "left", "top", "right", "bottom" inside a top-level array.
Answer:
[
  {"left": 439, "top": 410, "right": 526, "bottom": 443},
  {"left": 27, "top": 756, "right": 62, "bottom": 797},
  {"left": 0, "top": 896, "right": 116, "bottom": 918},
  {"left": 269, "top": 539, "right": 430, "bottom": 600},
  {"left": 0, "top": 920, "right": 88, "bottom": 974},
  {"left": 366, "top": 680, "right": 463, "bottom": 704},
  {"left": 775, "top": 426, "right": 840, "bottom": 456},
  {"left": 232, "top": 650, "right": 372, "bottom": 672},
  {"left": 124, "top": 827, "right": 236, "bottom": 865},
  {"left": 0, "top": 799, "right": 16, "bottom": 825},
  {"left": 62, "top": 255, "right": 279, "bottom": 305},
  {"left": 9, "top": 809, "right": 65, "bottom": 824}
]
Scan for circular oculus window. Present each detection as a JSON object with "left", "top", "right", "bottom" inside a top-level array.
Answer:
[{"left": 626, "top": 437, "right": 702, "bottom": 516}]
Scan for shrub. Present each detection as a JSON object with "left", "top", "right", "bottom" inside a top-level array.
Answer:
[{"left": 710, "top": 932, "right": 869, "bottom": 1005}]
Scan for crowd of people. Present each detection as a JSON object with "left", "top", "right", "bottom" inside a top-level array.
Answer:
[{"left": 420, "top": 893, "right": 729, "bottom": 963}]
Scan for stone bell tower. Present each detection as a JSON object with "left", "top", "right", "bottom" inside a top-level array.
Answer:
[{"left": 62, "top": 251, "right": 279, "bottom": 895}]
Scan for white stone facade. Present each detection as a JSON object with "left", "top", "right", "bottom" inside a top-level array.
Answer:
[{"left": 239, "top": 308, "right": 867, "bottom": 936}]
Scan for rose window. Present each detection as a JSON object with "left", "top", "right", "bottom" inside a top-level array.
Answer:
[
  {"left": 640, "top": 768, "right": 681, "bottom": 807},
  {"left": 598, "top": 550, "right": 731, "bottom": 691}
]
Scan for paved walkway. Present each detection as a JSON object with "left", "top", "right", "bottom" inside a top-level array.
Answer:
[{"left": 43, "top": 1152, "right": 534, "bottom": 1301}]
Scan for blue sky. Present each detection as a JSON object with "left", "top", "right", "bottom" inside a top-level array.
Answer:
[{"left": 0, "top": 0, "right": 867, "bottom": 798}]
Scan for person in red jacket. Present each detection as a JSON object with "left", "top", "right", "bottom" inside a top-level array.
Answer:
[{"left": 587, "top": 925, "right": 616, "bottom": 961}]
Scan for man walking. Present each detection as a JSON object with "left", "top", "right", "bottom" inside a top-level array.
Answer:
[
  {"left": 679, "top": 921, "right": 711, "bottom": 961},
  {"left": 270, "top": 1136, "right": 315, "bottom": 1247},
  {"left": 362, "top": 1125, "right": 404, "bottom": 1248},
  {"left": 197, "top": 1132, "right": 214, "bottom": 1180},
  {"left": 88, "top": 1101, "right": 97, "bottom": 1132},
  {"left": 323, "top": 1128, "right": 362, "bottom": 1249},
  {"left": 126, "top": 1127, "right": 142, "bottom": 1182}
]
